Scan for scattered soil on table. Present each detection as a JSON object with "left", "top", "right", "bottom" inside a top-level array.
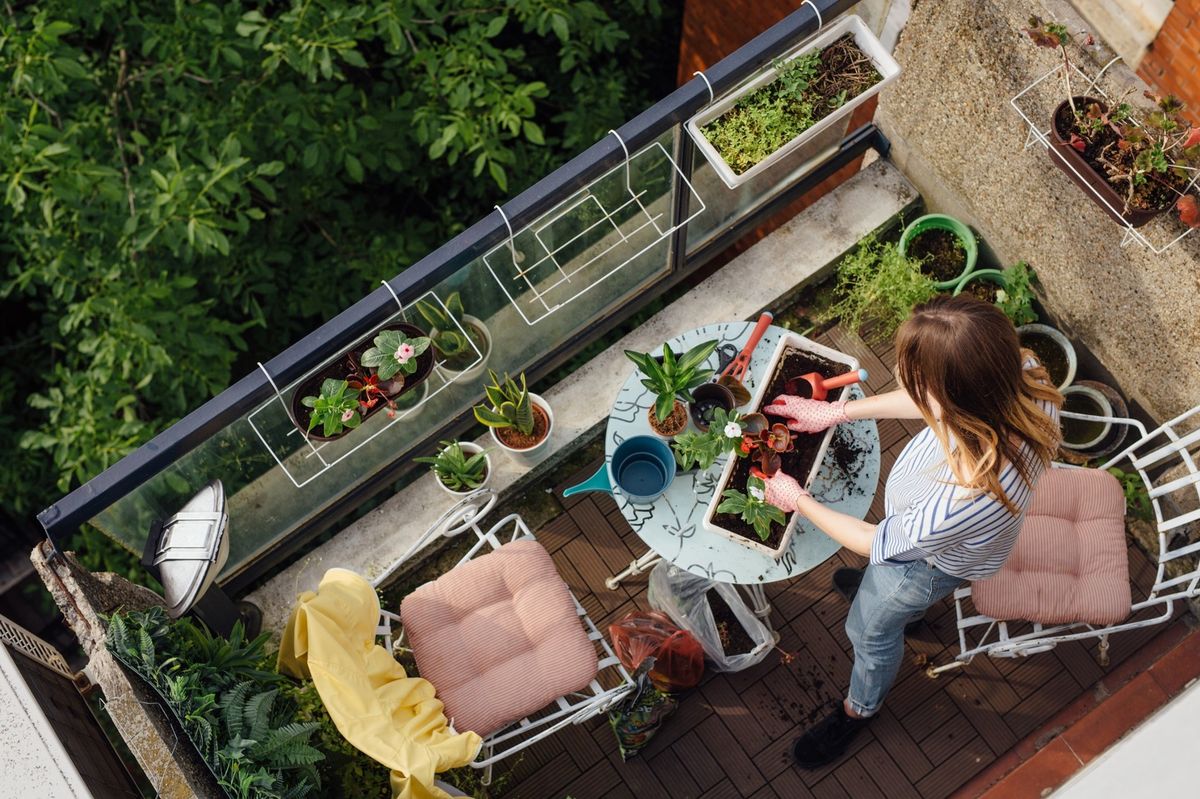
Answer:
[
  {"left": 1020, "top": 331, "right": 1069, "bottom": 387},
  {"left": 824, "top": 426, "right": 869, "bottom": 498},
  {"left": 908, "top": 228, "right": 965, "bottom": 283},
  {"left": 1061, "top": 392, "right": 1108, "bottom": 445},
  {"left": 962, "top": 280, "right": 1000, "bottom": 304},
  {"left": 712, "top": 347, "right": 849, "bottom": 548},
  {"left": 495, "top": 404, "right": 550, "bottom": 449},
  {"left": 649, "top": 400, "right": 689, "bottom": 436},
  {"left": 711, "top": 590, "right": 755, "bottom": 655}
]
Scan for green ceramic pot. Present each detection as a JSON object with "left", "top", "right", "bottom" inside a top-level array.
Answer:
[
  {"left": 953, "top": 268, "right": 1008, "bottom": 302},
  {"left": 900, "top": 214, "right": 979, "bottom": 290}
]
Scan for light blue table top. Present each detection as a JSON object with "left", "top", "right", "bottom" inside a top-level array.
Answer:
[{"left": 606, "top": 322, "right": 881, "bottom": 585}]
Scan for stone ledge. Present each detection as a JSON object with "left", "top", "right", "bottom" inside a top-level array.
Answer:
[{"left": 247, "top": 158, "right": 920, "bottom": 636}]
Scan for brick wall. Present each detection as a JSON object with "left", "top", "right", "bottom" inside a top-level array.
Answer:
[{"left": 1137, "top": 0, "right": 1200, "bottom": 123}]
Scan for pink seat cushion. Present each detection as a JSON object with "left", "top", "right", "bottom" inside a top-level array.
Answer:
[
  {"left": 400, "top": 538, "right": 598, "bottom": 736},
  {"left": 972, "top": 469, "right": 1131, "bottom": 626}
]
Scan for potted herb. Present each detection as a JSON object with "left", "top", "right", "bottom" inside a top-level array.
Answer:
[
  {"left": 473, "top": 370, "right": 554, "bottom": 467},
  {"left": 823, "top": 234, "right": 937, "bottom": 344},
  {"left": 672, "top": 408, "right": 745, "bottom": 472},
  {"left": 686, "top": 15, "right": 900, "bottom": 187},
  {"left": 415, "top": 440, "right": 491, "bottom": 496},
  {"left": 1024, "top": 17, "right": 1200, "bottom": 228},
  {"left": 1017, "top": 322, "right": 1077, "bottom": 390},
  {"left": 899, "top": 214, "right": 978, "bottom": 290},
  {"left": 299, "top": 378, "right": 362, "bottom": 441},
  {"left": 994, "top": 261, "right": 1039, "bottom": 326},
  {"left": 716, "top": 475, "right": 786, "bottom": 544},
  {"left": 624, "top": 340, "right": 719, "bottom": 438},
  {"left": 360, "top": 326, "right": 434, "bottom": 394},
  {"left": 415, "top": 292, "right": 492, "bottom": 382}
]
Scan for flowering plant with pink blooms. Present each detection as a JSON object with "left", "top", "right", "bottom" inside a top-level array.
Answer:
[
  {"left": 361, "top": 329, "right": 431, "bottom": 380},
  {"left": 300, "top": 378, "right": 362, "bottom": 437}
]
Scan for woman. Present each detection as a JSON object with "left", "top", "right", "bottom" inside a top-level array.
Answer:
[{"left": 761, "top": 295, "right": 1062, "bottom": 769}]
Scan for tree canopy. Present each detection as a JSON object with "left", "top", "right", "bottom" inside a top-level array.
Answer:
[{"left": 0, "top": 0, "right": 677, "bottom": 575}]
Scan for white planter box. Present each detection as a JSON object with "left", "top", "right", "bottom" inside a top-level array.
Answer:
[
  {"left": 686, "top": 15, "right": 901, "bottom": 189},
  {"left": 703, "top": 333, "right": 860, "bottom": 558}
]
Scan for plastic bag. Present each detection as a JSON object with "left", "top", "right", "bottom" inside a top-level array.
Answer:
[
  {"left": 647, "top": 562, "right": 773, "bottom": 672},
  {"left": 608, "top": 658, "right": 678, "bottom": 761},
  {"left": 607, "top": 610, "right": 705, "bottom": 692}
]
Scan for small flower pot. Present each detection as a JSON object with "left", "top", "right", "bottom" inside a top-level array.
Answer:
[
  {"left": 489, "top": 393, "right": 554, "bottom": 468},
  {"left": 900, "top": 214, "right": 978, "bottom": 290},
  {"left": 1060, "top": 384, "right": 1114, "bottom": 451},
  {"left": 1070, "top": 380, "right": 1129, "bottom": 459},
  {"left": 1017, "top": 323, "right": 1077, "bottom": 391},
  {"left": 434, "top": 442, "right": 492, "bottom": 497},
  {"left": 952, "top": 268, "right": 1008, "bottom": 304},
  {"left": 433, "top": 315, "right": 493, "bottom": 385},
  {"left": 648, "top": 399, "right": 689, "bottom": 438},
  {"left": 689, "top": 383, "right": 736, "bottom": 432}
]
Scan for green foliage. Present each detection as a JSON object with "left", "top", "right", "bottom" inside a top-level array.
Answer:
[
  {"left": 672, "top": 408, "right": 743, "bottom": 471},
  {"left": 300, "top": 378, "right": 361, "bottom": 437},
  {"left": 716, "top": 476, "right": 786, "bottom": 541},
  {"left": 473, "top": 370, "right": 534, "bottom": 434},
  {"left": 415, "top": 292, "right": 487, "bottom": 369},
  {"left": 1, "top": 0, "right": 677, "bottom": 575},
  {"left": 624, "top": 340, "right": 718, "bottom": 423},
  {"left": 823, "top": 234, "right": 938, "bottom": 342},
  {"left": 360, "top": 329, "right": 431, "bottom": 381},
  {"left": 414, "top": 440, "right": 489, "bottom": 491},
  {"left": 995, "top": 261, "right": 1039, "bottom": 327},
  {"left": 286, "top": 681, "right": 392, "bottom": 798},
  {"left": 1107, "top": 466, "right": 1154, "bottom": 522},
  {"left": 105, "top": 607, "right": 322, "bottom": 798}
]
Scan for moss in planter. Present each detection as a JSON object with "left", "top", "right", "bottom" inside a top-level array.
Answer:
[{"left": 703, "top": 35, "right": 881, "bottom": 175}]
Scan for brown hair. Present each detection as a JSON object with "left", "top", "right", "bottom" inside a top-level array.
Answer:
[{"left": 895, "top": 294, "right": 1063, "bottom": 513}]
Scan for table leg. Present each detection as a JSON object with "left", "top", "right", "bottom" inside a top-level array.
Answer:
[
  {"left": 742, "top": 583, "right": 781, "bottom": 643},
  {"left": 605, "top": 550, "right": 662, "bottom": 590}
]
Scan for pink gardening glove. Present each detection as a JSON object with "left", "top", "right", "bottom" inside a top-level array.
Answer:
[
  {"left": 762, "top": 470, "right": 810, "bottom": 513},
  {"left": 761, "top": 396, "right": 850, "bottom": 434}
]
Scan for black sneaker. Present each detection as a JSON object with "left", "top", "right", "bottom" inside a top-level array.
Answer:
[
  {"left": 832, "top": 568, "right": 864, "bottom": 602},
  {"left": 792, "top": 706, "right": 872, "bottom": 769}
]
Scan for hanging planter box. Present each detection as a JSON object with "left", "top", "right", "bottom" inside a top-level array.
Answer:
[
  {"left": 702, "top": 333, "right": 859, "bottom": 558},
  {"left": 686, "top": 15, "right": 900, "bottom": 189}
]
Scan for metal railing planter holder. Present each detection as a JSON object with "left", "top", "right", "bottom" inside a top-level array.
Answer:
[{"left": 686, "top": 14, "right": 900, "bottom": 188}]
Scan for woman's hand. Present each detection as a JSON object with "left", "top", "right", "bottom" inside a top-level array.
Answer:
[
  {"left": 762, "top": 396, "right": 850, "bottom": 433},
  {"left": 762, "top": 471, "right": 811, "bottom": 513}
]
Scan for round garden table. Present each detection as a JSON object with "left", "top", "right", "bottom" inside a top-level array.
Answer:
[{"left": 604, "top": 321, "right": 881, "bottom": 626}]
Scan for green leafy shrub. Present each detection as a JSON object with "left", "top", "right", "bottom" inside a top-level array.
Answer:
[
  {"left": 716, "top": 476, "right": 786, "bottom": 541},
  {"left": 995, "top": 261, "right": 1039, "bottom": 327},
  {"left": 1107, "top": 466, "right": 1154, "bottom": 521},
  {"left": 823, "top": 234, "right": 938, "bottom": 342}
]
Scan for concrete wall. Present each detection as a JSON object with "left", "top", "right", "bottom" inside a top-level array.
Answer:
[{"left": 876, "top": 0, "right": 1200, "bottom": 422}]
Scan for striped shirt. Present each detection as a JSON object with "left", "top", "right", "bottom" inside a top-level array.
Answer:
[{"left": 870, "top": 384, "right": 1059, "bottom": 580}]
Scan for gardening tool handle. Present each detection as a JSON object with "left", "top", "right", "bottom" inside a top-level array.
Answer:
[
  {"left": 821, "top": 368, "right": 869, "bottom": 390},
  {"left": 721, "top": 312, "right": 774, "bottom": 379}
]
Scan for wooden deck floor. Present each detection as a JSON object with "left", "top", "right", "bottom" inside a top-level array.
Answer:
[{"left": 495, "top": 329, "right": 1177, "bottom": 799}]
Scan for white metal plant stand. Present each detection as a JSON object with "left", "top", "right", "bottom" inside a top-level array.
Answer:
[
  {"left": 247, "top": 286, "right": 484, "bottom": 489},
  {"left": 371, "top": 490, "right": 634, "bottom": 784},
  {"left": 929, "top": 403, "right": 1200, "bottom": 676},
  {"left": 483, "top": 132, "right": 705, "bottom": 326},
  {"left": 1010, "top": 59, "right": 1200, "bottom": 255}
]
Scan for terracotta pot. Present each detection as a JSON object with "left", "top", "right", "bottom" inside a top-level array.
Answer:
[
  {"left": 647, "top": 400, "right": 689, "bottom": 438},
  {"left": 1047, "top": 97, "right": 1170, "bottom": 228}
]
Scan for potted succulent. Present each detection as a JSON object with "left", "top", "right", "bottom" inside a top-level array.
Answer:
[
  {"left": 672, "top": 408, "right": 746, "bottom": 472},
  {"left": 899, "top": 214, "right": 978, "bottom": 290},
  {"left": 1017, "top": 323, "right": 1077, "bottom": 390},
  {"left": 415, "top": 440, "right": 491, "bottom": 496},
  {"left": 415, "top": 292, "right": 492, "bottom": 382},
  {"left": 624, "top": 340, "right": 719, "bottom": 438},
  {"left": 360, "top": 326, "right": 434, "bottom": 395},
  {"left": 686, "top": 15, "right": 900, "bottom": 187},
  {"left": 473, "top": 370, "right": 554, "bottom": 467},
  {"left": 1024, "top": 17, "right": 1200, "bottom": 228},
  {"left": 299, "top": 378, "right": 362, "bottom": 442}
]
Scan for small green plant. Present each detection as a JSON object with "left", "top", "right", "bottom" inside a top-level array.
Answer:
[
  {"left": 415, "top": 440, "right": 489, "bottom": 491},
  {"left": 360, "top": 329, "right": 431, "bottom": 381},
  {"left": 738, "top": 418, "right": 796, "bottom": 476},
  {"left": 717, "top": 475, "right": 787, "bottom": 541},
  {"left": 415, "top": 292, "right": 487, "bottom": 370},
  {"left": 301, "top": 378, "right": 362, "bottom": 437},
  {"left": 823, "top": 234, "right": 938, "bottom": 342},
  {"left": 1107, "top": 466, "right": 1154, "bottom": 521},
  {"left": 624, "top": 340, "right": 719, "bottom": 423},
  {"left": 473, "top": 370, "right": 534, "bottom": 434},
  {"left": 673, "top": 408, "right": 745, "bottom": 471},
  {"left": 995, "top": 261, "right": 1039, "bottom": 326}
]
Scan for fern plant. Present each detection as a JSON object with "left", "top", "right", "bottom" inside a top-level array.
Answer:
[{"left": 473, "top": 370, "right": 534, "bottom": 434}]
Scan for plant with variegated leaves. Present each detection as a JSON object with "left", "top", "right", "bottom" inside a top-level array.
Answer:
[{"left": 473, "top": 370, "right": 534, "bottom": 434}]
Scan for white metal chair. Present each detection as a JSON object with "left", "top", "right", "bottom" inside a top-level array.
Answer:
[
  {"left": 928, "top": 403, "right": 1200, "bottom": 677},
  {"left": 370, "top": 489, "right": 634, "bottom": 783}
]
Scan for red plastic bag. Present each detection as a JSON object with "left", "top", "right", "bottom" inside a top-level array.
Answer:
[{"left": 608, "top": 611, "right": 705, "bottom": 692}]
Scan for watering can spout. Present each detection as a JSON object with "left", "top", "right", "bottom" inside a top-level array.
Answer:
[{"left": 561, "top": 464, "right": 612, "bottom": 498}]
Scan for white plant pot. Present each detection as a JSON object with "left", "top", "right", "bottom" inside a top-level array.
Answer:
[
  {"left": 685, "top": 15, "right": 901, "bottom": 189},
  {"left": 1017, "top": 323, "right": 1077, "bottom": 390},
  {"left": 1059, "top": 385, "right": 1114, "bottom": 451},
  {"left": 703, "top": 333, "right": 859, "bottom": 558},
  {"left": 489, "top": 393, "right": 554, "bottom": 468},
  {"left": 391, "top": 379, "right": 429, "bottom": 420},
  {"left": 434, "top": 314, "right": 493, "bottom": 385},
  {"left": 434, "top": 442, "right": 493, "bottom": 497}
]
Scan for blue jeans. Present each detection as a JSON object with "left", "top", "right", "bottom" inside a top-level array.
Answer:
[{"left": 844, "top": 560, "right": 963, "bottom": 717}]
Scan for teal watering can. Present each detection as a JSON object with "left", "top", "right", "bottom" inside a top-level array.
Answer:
[{"left": 562, "top": 435, "right": 675, "bottom": 503}]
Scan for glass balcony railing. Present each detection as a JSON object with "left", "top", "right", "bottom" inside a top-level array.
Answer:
[{"left": 38, "top": 0, "right": 886, "bottom": 590}]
